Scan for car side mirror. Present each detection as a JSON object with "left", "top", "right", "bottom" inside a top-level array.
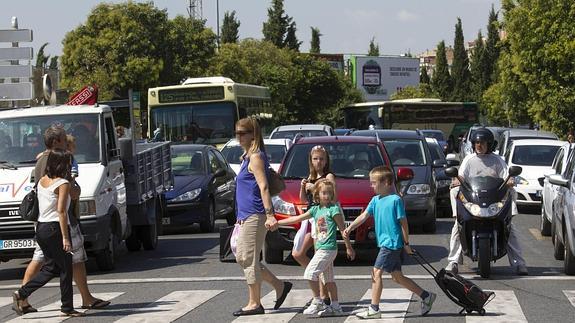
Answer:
[
  {"left": 509, "top": 165, "right": 522, "bottom": 177},
  {"left": 446, "top": 159, "right": 460, "bottom": 167},
  {"left": 396, "top": 167, "right": 414, "bottom": 181},
  {"left": 548, "top": 174, "right": 569, "bottom": 188},
  {"left": 445, "top": 167, "right": 459, "bottom": 178},
  {"left": 433, "top": 159, "right": 447, "bottom": 168},
  {"left": 538, "top": 177, "right": 545, "bottom": 187},
  {"left": 214, "top": 168, "right": 226, "bottom": 177}
]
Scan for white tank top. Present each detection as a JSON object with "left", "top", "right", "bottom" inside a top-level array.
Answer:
[{"left": 37, "top": 178, "right": 70, "bottom": 224}]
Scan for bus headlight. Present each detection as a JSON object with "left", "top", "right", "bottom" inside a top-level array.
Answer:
[
  {"left": 407, "top": 184, "right": 430, "bottom": 195},
  {"left": 272, "top": 196, "right": 296, "bottom": 215}
]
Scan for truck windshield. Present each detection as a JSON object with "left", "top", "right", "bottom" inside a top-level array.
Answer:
[{"left": 0, "top": 115, "right": 100, "bottom": 164}]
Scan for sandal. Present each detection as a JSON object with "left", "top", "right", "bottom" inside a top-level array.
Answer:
[
  {"left": 60, "top": 310, "right": 85, "bottom": 317},
  {"left": 81, "top": 298, "right": 111, "bottom": 309},
  {"left": 22, "top": 305, "right": 38, "bottom": 314}
]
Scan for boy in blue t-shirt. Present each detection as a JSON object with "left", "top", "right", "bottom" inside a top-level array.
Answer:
[{"left": 343, "top": 166, "right": 436, "bottom": 318}]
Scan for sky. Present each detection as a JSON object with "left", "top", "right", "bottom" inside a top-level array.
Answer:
[{"left": 2, "top": 0, "right": 502, "bottom": 58}]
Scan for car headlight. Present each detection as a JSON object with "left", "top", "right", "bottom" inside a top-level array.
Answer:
[
  {"left": 272, "top": 196, "right": 296, "bottom": 215},
  {"left": 407, "top": 184, "right": 431, "bottom": 195},
  {"left": 171, "top": 188, "right": 202, "bottom": 202},
  {"left": 437, "top": 179, "right": 451, "bottom": 188},
  {"left": 79, "top": 200, "right": 96, "bottom": 216},
  {"left": 515, "top": 176, "right": 529, "bottom": 185}
]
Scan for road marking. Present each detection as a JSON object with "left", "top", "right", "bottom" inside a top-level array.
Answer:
[
  {"left": 114, "top": 290, "right": 222, "bottom": 323},
  {"left": 528, "top": 228, "right": 551, "bottom": 241},
  {"left": 564, "top": 290, "right": 575, "bottom": 308},
  {"left": 345, "top": 288, "right": 412, "bottom": 322},
  {"left": 6, "top": 292, "right": 123, "bottom": 323},
  {"left": 466, "top": 290, "right": 526, "bottom": 323},
  {"left": 232, "top": 289, "right": 309, "bottom": 323},
  {"left": 0, "top": 296, "right": 12, "bottom": 308}
]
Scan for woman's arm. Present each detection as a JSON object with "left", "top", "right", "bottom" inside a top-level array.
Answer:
[
  {"left": 249, "top": 153, "right": 277, "bottom": 229},
  {"left": 299, "top": 178, "right": 309, "bottom": 203},
  {"left": 56, "top": 182, "right": 72, "bottom": 252}
]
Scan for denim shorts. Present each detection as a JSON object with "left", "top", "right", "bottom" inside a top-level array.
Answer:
[{"left": 374, "top": 247, "right": 403, "bottom": 273}]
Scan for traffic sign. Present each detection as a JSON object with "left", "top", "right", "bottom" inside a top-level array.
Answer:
[
  {"left": 0, "top": 82, "right": 33, "bottom": 101},
  {"left": 0, "top": 29, "right": 33, "bottom": 42},
  {"left": 0, "top": 47, "right": 33, "bottom": 60},
  {"left": 0, "top": 64, "right": 32, "bottom": 78}
]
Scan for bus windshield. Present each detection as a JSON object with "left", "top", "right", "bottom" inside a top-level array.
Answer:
[{"left": 150, "top": 102, "right": 236, "bottom": 144}]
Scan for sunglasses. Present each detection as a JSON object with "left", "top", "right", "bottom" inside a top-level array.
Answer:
[{"left": 235, "top": 130, "right": 252, "bottom": 136}]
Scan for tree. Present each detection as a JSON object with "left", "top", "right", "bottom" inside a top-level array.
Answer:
[
  {"left": 262, "top": 0, "right": 289, "bottom": 48},
  {"left": 221, "top": 10, "right": 240, "bottom": 44},
  {"left": 390, "top": 84, "right": 438, "bottom": 100},
  {"left": 48, "top": 56, "right": 59, "bottom": 70},
  {"left": 310, "top": 27, "right": 321, "bottom": 54},
  {"left": 283, "top": 20, "right": 301, "bottom": 51},
  {"left": 431, "top": 41, "right": 451, "bottom": 101},
  {"left": 420, "top": 67, "right": 430, "bottom": 84},
  {"left": 35, "top": 43, "right": 49, "bottom": 69},
  {"left": 469, "top": 30, "right": 488, "bottom": 102},
  {"left": 368, "top": 37, "right": 379, "bottom": 56},
  {"left": 450, "top": 18, "right": 472, "bottom": 101},
  {"left": 485, "top": 5, "right": 501, "bottom": 83}
]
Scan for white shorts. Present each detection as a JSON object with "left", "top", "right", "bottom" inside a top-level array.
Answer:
[
  {"left": 32, "top": 223, "right": 87, "bottom": 264},
  {"left": 303, "top": 249, "right": 337, "bottom": 283}
]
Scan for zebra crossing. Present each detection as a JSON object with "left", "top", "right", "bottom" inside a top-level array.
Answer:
[{"left": 1, "top": 288, "right": 574, "bottom": 322}]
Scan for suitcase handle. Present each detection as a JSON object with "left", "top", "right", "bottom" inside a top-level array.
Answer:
[{"left": 411, "top": 249, "right": 440, "bottom": 277}]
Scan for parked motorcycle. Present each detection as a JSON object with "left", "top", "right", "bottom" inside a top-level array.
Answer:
[{"left": 445, "top": 165, "right": 522, "bottom": 278}]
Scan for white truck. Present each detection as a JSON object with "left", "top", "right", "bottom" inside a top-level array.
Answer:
[{"left": 0, "top": 104, "right": 172, "bottom": 270}]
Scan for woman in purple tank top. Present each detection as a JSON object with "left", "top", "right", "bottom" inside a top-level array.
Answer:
[{"left": 232, "top": 117, "right": 292, "bottom": 316}]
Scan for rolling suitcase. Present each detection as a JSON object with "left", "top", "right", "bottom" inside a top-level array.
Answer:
[{"left": 412, "top": 250, "right": 495, "bottom": 315}]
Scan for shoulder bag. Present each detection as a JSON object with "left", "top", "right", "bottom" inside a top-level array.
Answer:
[
  {"left": 268, "top": 168, "right": 286, "bottom": 196},
  {"left": 19, "top": 184, "right": 39, "bottom": 222}
]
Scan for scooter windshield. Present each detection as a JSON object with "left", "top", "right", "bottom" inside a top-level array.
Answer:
[{"left": 466, "top": 176, "right": 505, "bottom": 191}]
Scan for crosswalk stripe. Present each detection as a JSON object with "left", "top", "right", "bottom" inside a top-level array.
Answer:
[
  {"left": 344, "top": 288, "right": 413, "bottom": 322},
  {"left": 0, "top": 296, "right": 13, "bottom": 308},
  {"left": 466, "top": 290, "right": 526, "bottom": 323},
  {"left": 6, "top": 292, "right": 123, "bottom": 323},
  {"left": 114, "top": 290, "right": 223, "bottom": 323},
  {"left": 564, "top": 290, "right": 575, "bottom": 308},
  {"left": 232, "top": 289, "right": 309, "bottom": 323}
]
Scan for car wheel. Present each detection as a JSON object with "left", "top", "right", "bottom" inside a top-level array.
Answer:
[
  {"left": 564, "top": 234, "right": 575, "bottom": 275},
  {"left": 554, "top": 220, "right": 565, "bottom": 260},
  {"left": 95, "top": 229, "right": 117, "bottom": 271},
  {"left": 540, "top": 202, "right": 551, "bottom": 236},
  {"left": 200, "top": 201, "right": 216, "bottom": 233},
  {"left": 138, "top": 223, "right": 158, "bottom": 251}
]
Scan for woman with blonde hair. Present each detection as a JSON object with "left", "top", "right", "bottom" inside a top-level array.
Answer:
[{"left": 233, "top": 117, "right": 292, "bottom": 316}]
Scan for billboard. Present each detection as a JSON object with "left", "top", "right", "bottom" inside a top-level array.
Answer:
[{"left": 350, "top": 56, "right": 420, "bottom": 101}]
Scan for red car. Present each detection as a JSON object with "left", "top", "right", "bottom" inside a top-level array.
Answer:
[{"left": 264, "top": 136, "right": 414, "bottom": 263}]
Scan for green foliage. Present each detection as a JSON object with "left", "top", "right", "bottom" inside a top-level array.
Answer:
[
  {"left": 221, "top": 10, "right": 240, "bottom": 44},
  {"left": 368, "top": 37, "right": 379, "bottom": 56},
  {"left": 60, "top": 2, "right": 215, "bottom": 100},
  {"left": 284, "top": 20, "right": 301, "bottom": 51},
  {"left": 262, "top": 0, "right": 290, "bottom": 48},
  {"left": 310, "top": 27, "right": 321, "bottom": 54},
  {"left": 48, "top": 56, "right": 59, "bottom": 70},
  {"left": 390, "top": 84, "right": 438, "bottom": 100},
  {"left": 35, "top": 43, "right": 49, "bottom": 69},
  {"left": 420, "top": 67, "right": 430, "bottom": 84},
  {"left": 485, "top": 5, "right": 501, "bottom": 83},
  {"left": 451, "top": 18, "right": 472, "bottom": 101},
  {"left": 470, "top": 30, "right": 487, "bottom": 101},
  {"left": 208, "top": 39, "right": 360, "bottom": 127},
  {"left": 431, "top": 41, "right": 452, "bottom": 101}
]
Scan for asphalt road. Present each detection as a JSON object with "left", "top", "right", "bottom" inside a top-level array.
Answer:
[{"left": 0, "top": 210, "right": 574, "bottom": 322}]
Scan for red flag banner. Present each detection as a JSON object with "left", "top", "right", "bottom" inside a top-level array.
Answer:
[{"left": 67, "top": 85, "right": 98, "bottom": 105}]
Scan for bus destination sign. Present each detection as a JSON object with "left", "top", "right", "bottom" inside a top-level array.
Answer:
[{"left": 159, "top": 86, "right": 225, "bottom": 103}]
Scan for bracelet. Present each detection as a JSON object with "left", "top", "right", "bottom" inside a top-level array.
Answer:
[
  {"left": 265, "top": 208, "right": 274, "bottom": 216},
  {"left": 404, "top": 242, "right": 409, "bottom": 245}
]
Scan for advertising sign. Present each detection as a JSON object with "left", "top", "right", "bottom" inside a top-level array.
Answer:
[
  {"left": 351, "top": 56, "right": 420, "bottom": 101},
  {"left": 67, "top": 85, "right": 98, "bottom": 105}
]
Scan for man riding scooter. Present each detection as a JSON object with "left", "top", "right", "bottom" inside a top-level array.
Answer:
[{"left": 446, "top": 127, "right": 529, "bottom": 276}]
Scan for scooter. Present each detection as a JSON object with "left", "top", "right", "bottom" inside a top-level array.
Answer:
[{"left": 445, "top": 165, "right": 522, "bottom": 278}]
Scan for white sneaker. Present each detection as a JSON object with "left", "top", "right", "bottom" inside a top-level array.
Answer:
[
  {"left": 318, "top": 305, "right": 343, "bottom": 317},
  {"left": 421, "top": 292, "right": 436, "bottom": 316},
  {"left": 303, "top": 301, "right": 325, "bottom": 315},
  {"left": 446, "top": 262, "right": 458, "bottom": 275},
  {"left": 355, "top": 306, "right": 381, "bottom": 319}
]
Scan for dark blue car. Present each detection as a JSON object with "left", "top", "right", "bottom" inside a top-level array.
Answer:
[
  {"left": 421, "top": 129, "right": 448, "bottom": 154},
  {"left": 164, "top": 144, "right": 236, "bottom": 232}
]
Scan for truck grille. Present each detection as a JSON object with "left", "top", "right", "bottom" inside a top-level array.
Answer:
[{"left": 0, "top": 204, "right": 35, "bottom": 235}]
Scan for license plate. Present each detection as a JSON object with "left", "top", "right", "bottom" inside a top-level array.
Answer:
[
  {"left": 0, "top": 239, "right": 35, "bottom": 250},
  {"left": 161, "top": 217, "right": 171, "bottom": 225},
  {"left": 536, "top": 190, "right": 542, "bottom": 197}
]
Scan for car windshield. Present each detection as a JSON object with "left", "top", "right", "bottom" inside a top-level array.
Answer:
[
  {"left": 512, "top": 145, "right": 560, "bottom": 166},
  {"left": 270, "top": 130, "right": 327, "bottom": 140},
  {"left": 427, "top": 142, "right": 445, "bottom": 162},
  {"left": 422, "top": 131, "right": 444, "bottom": 141},
  {"left": 0, "top": 114, "right": 100, "bottom": 164},
  {"left": 171, "top": 148, "right": 205, "bottom": 176},
  {"left": 281, "top": 142, "right": 385, "bottom": 179},
  {"left": 221, "top": 144, "right": 287, "bottom": 164},
  {"left": 384, "top": 139, "right": 427, "bottom": 166}
]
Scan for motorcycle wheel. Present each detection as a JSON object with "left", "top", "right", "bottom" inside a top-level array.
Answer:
[{"left": 478, "top": 238, "right": 491, "bottom": 278}]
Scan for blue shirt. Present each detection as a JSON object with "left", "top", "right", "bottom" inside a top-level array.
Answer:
[
  {"left": 235, "top": 151, "right": 269, "bottom": 221},
  {"left": 366, "top": 194, "right": 406, "bottom": 250}
]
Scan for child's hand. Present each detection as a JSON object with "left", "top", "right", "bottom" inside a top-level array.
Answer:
[
  {"left": 346, "top": 247, "right": 356, "bottom": 261},
  {"left": 342, "top": 228, "right": 350, "bottom": 240},
  {"left": 404, "top": 244, "right": 414, "bottom": 255}
]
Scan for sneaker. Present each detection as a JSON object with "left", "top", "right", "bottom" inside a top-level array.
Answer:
[
  {"left": 421, "top": 292, "right": 437, "bottom": 316},
  {"left": 303, "top": 301, "right": 326, "bottom": 315},
  {"left": 446, "top": 262, "right": 458, "bottom": 275},
  {"left": 318, "top": 305, "right": 343, "bottom": 317},
  {"left": 304, "top": 298, "right": 313, "bottom": 308},
  {"left": 355, "top": 306, "right": 381, "bottom": 319},
  {"left": 516, "top": 265, "right": 529, "bottom": 276}
]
